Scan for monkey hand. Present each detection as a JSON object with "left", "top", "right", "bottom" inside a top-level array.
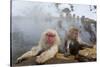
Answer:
[
  {"left": 36, "top": 54, "right": 46, "bottom": 64},
  {"left": 36, "top": 51, "right": 49, "bottom": 64},
  {"left": 16, "top": 56, "right": 27, "bottom": 64}
]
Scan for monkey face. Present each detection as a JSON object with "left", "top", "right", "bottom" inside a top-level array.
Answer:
[
  {"left": 45, "top": 32, "right": 56, "bottom": 45},
  {"left": 69, "top": 30, "right": 79, "bottom": 40}
]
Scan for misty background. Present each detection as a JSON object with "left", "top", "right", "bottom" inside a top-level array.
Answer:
[{"left": 11, "top": 0, "right": 96, "bottom": 64}]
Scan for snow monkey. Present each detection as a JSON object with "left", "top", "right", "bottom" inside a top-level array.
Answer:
[
  {"left": 64, "top": 27, "right": 93, "bottom": 57},
  {"left": 16, "top": 29, "right": 61, "bottom": 64}
]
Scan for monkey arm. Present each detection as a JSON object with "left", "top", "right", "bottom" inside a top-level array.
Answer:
[
  {"left": 36, "top": 45, "right": 58, "bottom": 63},
  {"left": 64, "top": 40, "right": 71, "bottom": 56},
  {"left": 78, "top": 37, "right": 93, "bottom": 48},
  {"left": 31, "top": 45, "right": 43, "bottom": 56},
  {"left": 17, "top": 50, "right": 33, "bottom": 62},
  {"left": 16, "top": 50, "right": 34, "bottom": 63},
  {"left": 78, "top": 37, "right": 88, "bottom": 45},
  {"left": 16, "top": 45, "right": 42, "bottom": 63},
  {"left": 64, "top": 40, "right": 67, "bottom": 50}
]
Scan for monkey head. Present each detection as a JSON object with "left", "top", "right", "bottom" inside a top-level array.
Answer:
[
  {"left": 68, "top": 27, "right": 79, "bottom": 41},
  {"left": 45, "top": 31, "right": 56, "bottom": 45},
  {"left": 39, "top": 29, "right": 61, "bottom": 46}
]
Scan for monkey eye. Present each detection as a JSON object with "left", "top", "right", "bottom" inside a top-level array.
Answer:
[{"left": 46, "top": 33, "right": 55, "bottom": 37}]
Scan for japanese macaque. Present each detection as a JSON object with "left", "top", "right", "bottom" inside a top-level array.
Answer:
[
  {"left": 16, "top": 29, "right": 61, "bottom": 64},
  {"left": 64, "top": 27, "right": 93, "bottom": 56}
]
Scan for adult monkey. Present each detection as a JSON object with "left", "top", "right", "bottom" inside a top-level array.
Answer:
[
  {"left": 16, "top": 29, "right": 61, "bottom": 64},
  {"left": 64, "top": 27, "right": 93, "bottom": 58}
]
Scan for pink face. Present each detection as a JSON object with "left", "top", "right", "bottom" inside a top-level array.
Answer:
[{"left": 45, "top": 32, "right": 56, "bottom": 45}]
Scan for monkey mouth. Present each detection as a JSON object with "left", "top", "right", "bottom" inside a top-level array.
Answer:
[
  {"left": 48, "top": 38, "right": 53, "bottom": 42},
  {"left": 47, "top": 37, "right": 55, "bottom": 45}
]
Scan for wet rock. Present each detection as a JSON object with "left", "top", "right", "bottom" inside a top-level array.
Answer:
[
  {"left": 79, "top": 45, "right": 96, "bottom": 59},
  {"left": 13, "top": 47, "right": 96, "bottom": 67},
  {"left": 13, "top": 53, "right": 77, "bottom": 66}
]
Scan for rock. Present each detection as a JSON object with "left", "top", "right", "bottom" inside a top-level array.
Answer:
[
  {"left": 79, "top": 45, "right": 96, "bottom": 59},
  {"left": 55, "top": 53, "right": 75, "bottom": 60},
  {"left": 13, "top": 53, "right": 77, "bottom": 66},
  {"left": 13, "top": 48, "right": 96, "bottom": 66}
]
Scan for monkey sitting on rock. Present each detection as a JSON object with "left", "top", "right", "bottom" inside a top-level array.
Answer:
[
  {"left": 16, "top": 29, "right": 61, "bottom": 64},
  {"left": 64, "top": 27, "right": 93, "bottom": 61}
]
